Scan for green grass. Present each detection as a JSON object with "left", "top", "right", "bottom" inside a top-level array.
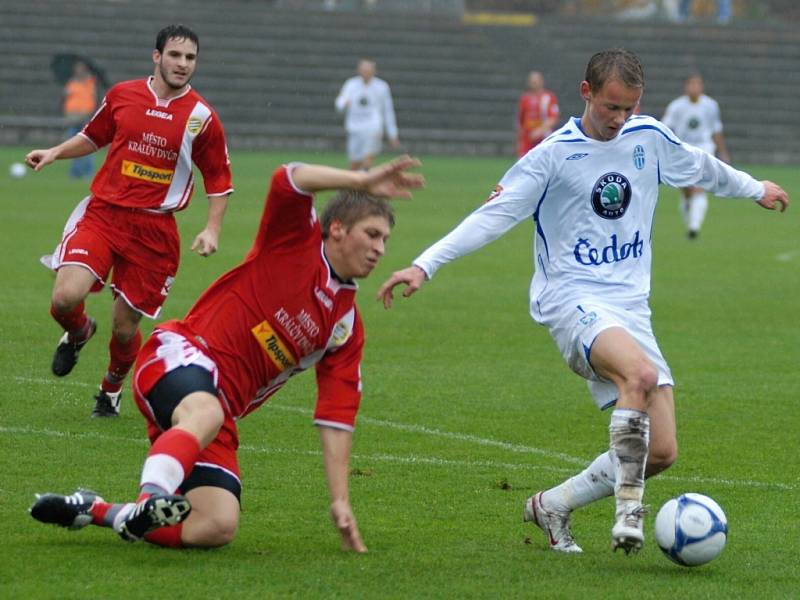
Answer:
[{"left": 0, "top": 146, "right": 797, "bottom": 599}]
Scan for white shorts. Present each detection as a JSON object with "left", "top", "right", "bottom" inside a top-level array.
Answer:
[
  {"left": 347, "top": 127, "right": 382, "bottom": 162},
  {"left": 547, "top": 300, "right": 673, "bottom": 410}
]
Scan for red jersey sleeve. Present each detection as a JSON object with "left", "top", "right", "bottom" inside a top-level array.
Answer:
[
  {"left": 314, "top": 310, "right": 364, "bottom": 431},
  {"left": 81, "top": 89, "right": 116, "bottom": 149},
  {"left": 191, "top": 111, "right": 234, "bottom": 196},
  {"left": 250, "top": 165, "right": 317, "bottom": 255}
]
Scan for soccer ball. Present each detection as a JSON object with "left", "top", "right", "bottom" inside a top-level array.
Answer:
[
  {"left": 654, "top": 493, "right": 728, "bottom": 567},
  {"left": 9, "top": 162, "right": 27, "bottom": 178}
]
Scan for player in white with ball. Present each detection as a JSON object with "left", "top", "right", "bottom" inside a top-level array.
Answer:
[
  {"left": 378, "top": 49, "right": 788, "bottom": 555},
  {"left": 662, "top": 73, "right": 730, "bottom": 239}
]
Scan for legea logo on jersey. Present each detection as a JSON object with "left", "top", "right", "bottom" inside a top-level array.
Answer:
[
  {"left": 591, "top": 172, "right": 631, "bottom": 220},
  {"left": 633, "top": 145, "right": 645, "bottom": 170},
  {"left": 251, "top": 321, "right": 297, "bottom": 371},
  {"left": 573, "top": 230, "right": 644, "bottom": 266},
  {"left": 186, "top": 116, "right": 204, "bottom": 135},
  {"left": 121, "top": 160, "right": 173, "bottom": 184}
]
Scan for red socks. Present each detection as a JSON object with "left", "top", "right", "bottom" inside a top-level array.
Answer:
[
  {"left": 101, "top": 330, "right": 142, "bottom": 394},
  {"left": 50, "top": 301, "right": 89, "bottom": 340}
]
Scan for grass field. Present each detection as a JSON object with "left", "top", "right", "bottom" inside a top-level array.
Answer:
[{"left": 0, "top": 145, "right": 797, "bottom": 599}]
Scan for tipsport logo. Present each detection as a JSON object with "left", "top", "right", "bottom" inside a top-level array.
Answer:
[{"left": 591, "top": 172, "right": 631, "bottom": 220}]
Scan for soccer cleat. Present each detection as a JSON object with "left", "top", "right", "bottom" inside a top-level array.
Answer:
[
  {"left": 612, "top": 501, "right": 648, "bottom": 555},
  {"left": 29, "top": 489, "right": 103, "bottom": 530},
  {"left": 92, "top": 389, "right": 122, "bottom": 418},
  {"left": 51, "top": 318, "right": 96, "bottom": 377},
  {"left": 524, "top": 492, "right": 583, "bottom": 553},
  {"left": 116, "top": 494, "right": 192, "bottom": 542}
]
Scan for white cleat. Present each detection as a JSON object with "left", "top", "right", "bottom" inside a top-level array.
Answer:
[
  {"left": 524, "top": 492, "right": 583, "bottom": 553},
  {"left": 611, "top": 501, "right": 647, "bottom": 555}
]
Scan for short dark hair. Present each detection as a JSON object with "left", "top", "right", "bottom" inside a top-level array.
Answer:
[
  {"left": 584, "top": 48, "right": 644, "bottom": 92},
  {"left": 155, "top": 24, "right": 199, "bottom": 54},
  {"left": 321, "top": 190, "right": 395, "bottom": 239}
]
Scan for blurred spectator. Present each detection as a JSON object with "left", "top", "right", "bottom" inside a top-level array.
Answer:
[
  {"left": 516, "top": 71, "right": 560, "bottom": 157},
  {"left": 677, "top": 0, "right": 731, "bottom": 23},
  {"left": 62, "top": 60, "right": 98, "bottom": 178}
]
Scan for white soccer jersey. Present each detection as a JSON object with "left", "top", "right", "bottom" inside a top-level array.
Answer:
[
  {"left": 335, "top": 76, "right": 398, "bottom": 139},
  {"left": 662, "top": 94, "right": 722, "bottom": 154},
  {"left": 413, "top": 115, "right": 764, "bottom": 324}
]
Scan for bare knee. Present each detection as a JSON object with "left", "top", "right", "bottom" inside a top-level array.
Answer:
[
  {"left": 646, "top": 442, "right": 678, "bottom": 477},
  {"left": 51, "top": 284, "right": 82, "bottom": 313},
  {"left": 183, "top": 513, "right": 238, "bottom": 547},
  {"left": 618, "top": 360, "right": 659, "bottom": 400}
]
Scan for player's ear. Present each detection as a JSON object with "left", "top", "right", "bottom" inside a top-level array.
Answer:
[
  {"left": 152, "top": 49, "right": 161, "bottom": 65},
  {"left": 328, "top": 219, "right": 346, "bottom": 242},
  {"left": 579, "top": 80, "right": 591, "bottom": 102}
]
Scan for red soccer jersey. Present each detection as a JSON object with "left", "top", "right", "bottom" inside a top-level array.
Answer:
[
  {"left": 159, "top": 165, "right": 364, "bottom": 429},
  {"left": 81, "top": 77, "right": 233, "bottom": 212},
  {"left": 517, "top": 89, "right": 560, "bottom": 155}
]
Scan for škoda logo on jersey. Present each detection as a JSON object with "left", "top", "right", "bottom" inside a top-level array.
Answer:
[
  {"left": 251, "top": 320, "right": 297, "bottom": 371},
  {"left": 591, "top": 172, "right": 631, "bottom": 220}
]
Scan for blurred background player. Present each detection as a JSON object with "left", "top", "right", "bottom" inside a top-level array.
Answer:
[
  {"left": 378, "top": 49, "right": 788, "bottom": 556},
  {"left": 62, "top": 59, "right": 98, "bottom": 179},
  {"left": 26, "top": 24, "right": 233, "bottom": 418},
  {"left": 30, "top": 156, "right": 424, "bottom": 550},
  {"left": 335, "top": 58, "right": 400, "bottom": 170},
  {"left": 516, "top": 70, "right": 560, "bottom": 157},
  {"left": 662, "top": 73, "right": 730, "bottom": 239}
]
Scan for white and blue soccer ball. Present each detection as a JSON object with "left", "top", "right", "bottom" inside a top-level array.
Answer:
[
  {"left": 9, "top": 162, "right": 27, "bottom": 179},
  {"left": 654, "top": 493, "right": 728, "bottom": 567}
]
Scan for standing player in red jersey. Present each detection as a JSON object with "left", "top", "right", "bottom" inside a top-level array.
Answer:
[
  {"left": 516, "top": 70, "right": 560, "bottom": 157},
  {"left": 30, "top": 156, "right": 424, "bottom": 551},
  {"left": 26, "top": 25, "right": 233, "bottom": 418}
]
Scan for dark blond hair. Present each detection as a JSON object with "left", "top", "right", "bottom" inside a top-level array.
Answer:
[
  {"left": 321, "top": 190, "right": 395, "bottom": 239},
  {"left": 584, "top": 49, "right": 644, "bottom": 92}
]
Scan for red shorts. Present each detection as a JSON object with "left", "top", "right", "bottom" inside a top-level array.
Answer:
[
  {"left": 132, "top": 329, "right": 241, "bottom": 487},
  {"left": 52, "top": 197, "right": 180, "bottom": 318}
]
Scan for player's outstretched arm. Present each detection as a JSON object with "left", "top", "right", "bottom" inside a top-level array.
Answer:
[
  {"left": 377, "top": 265, "right": 427, "bottom": 309},
  {"left": 291, "top": 155, "right": 423, "bottom": 198},
  {"left": 25, "top": 135, "right": 96, "bottom": 172},
  {"left": 756, "top": 181, "right": 789, "bottom": 212},
  {"left": 318, "top": 426, "right": 367, "bottom": 553}
]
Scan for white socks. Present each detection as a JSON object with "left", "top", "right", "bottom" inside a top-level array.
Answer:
[
  {"left": 609, "top": 408, "right": 650, "bottom": 504},
  {"left": 541, "top": 451, "right": 616, "bottom": 513},
  {"left": 681, "top": 191, "right": 708, "bottom": 233}
]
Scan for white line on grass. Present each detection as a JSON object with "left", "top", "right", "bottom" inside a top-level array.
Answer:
[
  {"left": 776, "top": 250, "right": 799, "bottom": 262},
  {"left": 1, "top": 424, "right": 794, "bottom": 491}
]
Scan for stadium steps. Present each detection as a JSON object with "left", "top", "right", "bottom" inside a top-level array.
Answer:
[{"left": 1, "top": 0, "right": 798, "bottom": 162}]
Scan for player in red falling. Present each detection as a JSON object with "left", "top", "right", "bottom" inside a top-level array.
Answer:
[{"left": 30, "top": 156, "right": 423, "bottom": 551}]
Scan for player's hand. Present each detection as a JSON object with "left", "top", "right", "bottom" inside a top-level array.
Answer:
[
  {"left": 191, "top": 229, "right": 219, "bottom": 256},
  {"left": 377, "top": 265, "right": 427, "bottom": 309},
  {"left": 389, "top": 137, "right": 401, "bottom": 149},
  {"left": 361, "top": 155, "right": 424, "bottom": 199},
  {"left": 331, "top": 499, "right": 367, "bottom": 553},
  {"left": 757, "top": 181, "right": 789, "bottom": 212},
  {"left": 25, "top": 149, "right": 57, "bottom": 172}
]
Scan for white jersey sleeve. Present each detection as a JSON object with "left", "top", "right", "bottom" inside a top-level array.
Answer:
[
  {"left": 413, "top": 149, "right": 551, "bottom": 278},
  {"left": 657, "top": 135, "right": 763, "bottom": 199},
  {"left": 335, "top": 78, "right": 355, "bottom": 113}
]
